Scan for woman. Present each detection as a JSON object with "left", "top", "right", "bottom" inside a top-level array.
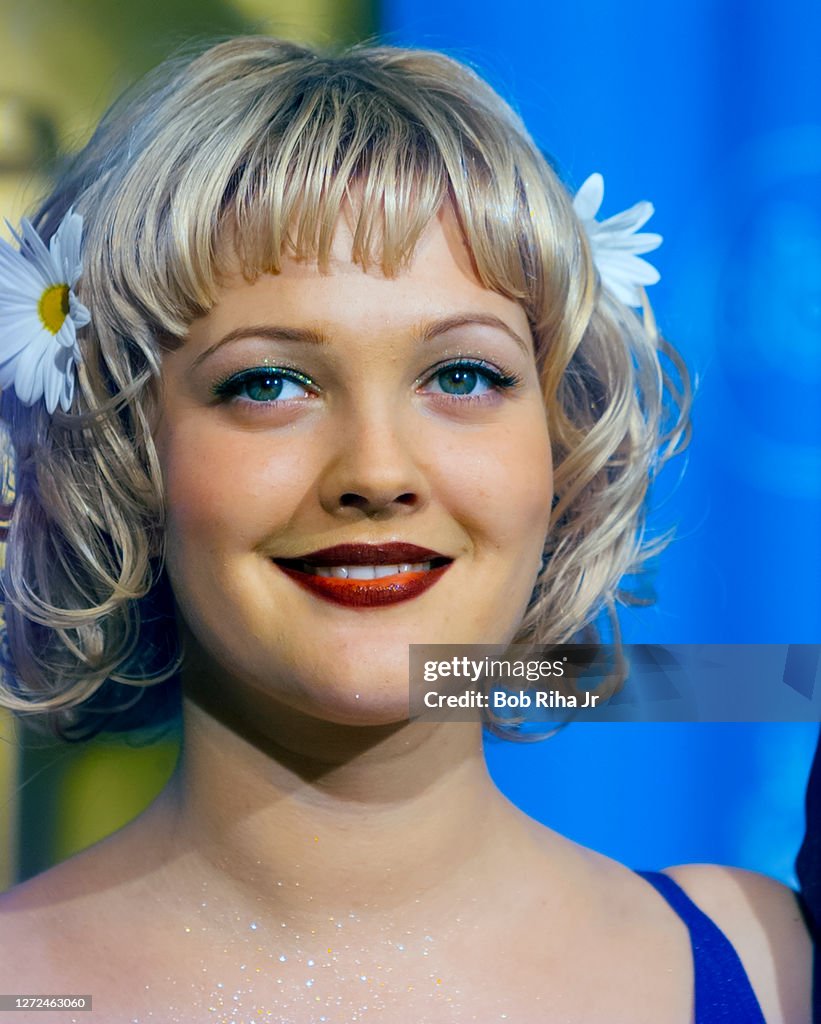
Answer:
[{"left": 0, "top": 37, "right": 811, "bottom": 1023}]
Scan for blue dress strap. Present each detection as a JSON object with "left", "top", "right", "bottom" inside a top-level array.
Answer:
[{"left": 635, "top": 870, "right": 767, "bottom": 1023}]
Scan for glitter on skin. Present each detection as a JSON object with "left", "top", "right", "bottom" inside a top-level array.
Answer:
[{"left": 122, "top": 911, "right": 513, "bottom": 1023}]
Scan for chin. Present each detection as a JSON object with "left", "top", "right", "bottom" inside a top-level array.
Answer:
[
  {"left": 295, "top": 680, "right": 414, "bottom": 728},
  {"left": 308, "top": 703, "right": 411, "bottom": 729}
]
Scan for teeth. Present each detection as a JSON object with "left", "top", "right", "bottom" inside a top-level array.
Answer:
[{"left": 309, "top": 561, "right": 432, "bottom": 579}]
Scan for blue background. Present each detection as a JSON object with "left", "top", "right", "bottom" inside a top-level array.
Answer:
[{"left": 381, "top": 0, "right": 821, "bottom": 883}]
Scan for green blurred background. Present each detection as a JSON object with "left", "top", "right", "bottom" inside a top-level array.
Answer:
[{"left": 0, "top": 0, "right": 376, "bottom": 893}]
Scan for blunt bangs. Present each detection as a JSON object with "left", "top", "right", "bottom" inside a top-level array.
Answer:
[{"left": 68, "top": 41, "right": 586, "bottom": 349}]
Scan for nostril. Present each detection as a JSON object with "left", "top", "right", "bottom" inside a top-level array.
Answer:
[
  {"left": 339, "top": 492, "right": 418, "bottom": 511},
  {"left": 339, "top": 493, "right": 368, "bottom": 510}
]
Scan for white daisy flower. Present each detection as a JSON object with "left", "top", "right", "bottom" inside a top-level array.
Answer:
[
  {"left": 0, "top": 208, "right": 90, "bottom": 414},
  {"left": 573, "top": 172, "right": 662, "bottom": 307}
]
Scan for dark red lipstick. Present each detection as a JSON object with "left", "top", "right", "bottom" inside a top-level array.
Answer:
[{"left": 272, "top": 542, "right": 453, "bottom": 608}]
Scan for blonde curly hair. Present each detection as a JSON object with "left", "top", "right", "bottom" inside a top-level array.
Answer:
[{"left": 0, "top": 36, "right": 690, "bottom": 740}]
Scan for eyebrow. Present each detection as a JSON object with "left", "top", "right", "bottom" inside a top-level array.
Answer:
[
  {"left": 190, "top": 313, "right": 531, "bottom": 368},
  {"left": 420, "top": 314, "right": 531, "bottom": 357},
  {"left": 190, "top": 325, "right": 326, "bottom": 369}
]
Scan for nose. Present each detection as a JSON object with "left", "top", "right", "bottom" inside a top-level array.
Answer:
[{"left": 317, "top": 402, "right": 427, "bottom": 520}]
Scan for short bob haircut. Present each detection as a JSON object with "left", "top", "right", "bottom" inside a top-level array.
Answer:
[{"left": 0, "top": 37, "right": 689, "bottom": 740}]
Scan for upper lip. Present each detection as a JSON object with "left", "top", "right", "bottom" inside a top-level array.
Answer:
[{"left": 273, "top": 543, "right": 451, "bottom": 567}]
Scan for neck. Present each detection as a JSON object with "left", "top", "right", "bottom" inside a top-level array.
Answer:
[{"left": 148, "top": 681, "right": 531, "bottom": 936}]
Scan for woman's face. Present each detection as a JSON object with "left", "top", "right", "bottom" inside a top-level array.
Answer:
[{"left": 156, "top": 206, "right": 553, "bottom": 725}]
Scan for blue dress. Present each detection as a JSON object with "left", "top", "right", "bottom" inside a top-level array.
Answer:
[{"left": 636, "top": 870, "right": 767, "bottom": 1023}]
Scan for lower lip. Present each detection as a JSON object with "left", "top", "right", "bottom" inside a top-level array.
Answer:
[{"left": 273, "top": 562, "right": 453, "bottom": 608}]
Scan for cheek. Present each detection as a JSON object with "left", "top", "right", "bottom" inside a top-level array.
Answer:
[
  {"left": 160, "top": 421, "right": 313, "bottom": 559},
  {"left": 431, "top": 407, "right": 552, "bottom": 577},
  {"left": 441, "top": 412, "right": 553, "bottom": 553}
]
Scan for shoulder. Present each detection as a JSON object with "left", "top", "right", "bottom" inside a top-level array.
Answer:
[
  {"left": 0, "top": 867, "right": 136, "bottom": 1022},
  {"left": 0, "top": 873, "right": 70, "bottom": 1005},
  {"left": 0, "top": 864, "right": 85, "bottom": 961},
  {"left": 661, "top": 863, "right": 812, "bottom": 1024},
  {"left": 0, "top": 845, "right": 129, "bottom": 980}
]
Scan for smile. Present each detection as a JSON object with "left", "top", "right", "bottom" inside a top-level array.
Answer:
[
  {"left": 299, "top": 560, "right": 434, "bottom": 578},
  {"left": 272, "top": 558, "right": 452, "bottom": 607}
]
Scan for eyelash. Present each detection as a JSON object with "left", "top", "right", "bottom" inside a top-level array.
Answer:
[
  {"left": 212, "top": 366, "right": 316, "bottom": 406},
  {"left": 210, "top": 359, "right": 524, "bottom": 409}
]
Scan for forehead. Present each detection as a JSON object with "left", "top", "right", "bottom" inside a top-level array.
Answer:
[{"left": 198, "top": 204, "right": 532, "bottom": 341}]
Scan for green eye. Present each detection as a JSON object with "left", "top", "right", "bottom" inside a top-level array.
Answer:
[
  {"left": 213, "top": 368, "right": 313, "bottom": 403},
  {"left": 422, "top": 360, "right": 522, "bottom": 397},
  {"left": 432, "top": 365, "right": 485, "bottom": 395}
]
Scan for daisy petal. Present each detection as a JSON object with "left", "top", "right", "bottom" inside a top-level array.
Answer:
[
  {"left": 617, "top": 252, "right": 660, "bottom": 282},
  {"left": 572, "top": 173, "right": 604, "bottom": 221},
  {"left": 627, "top": 256, "right": 661, "bottom": 286},
  {"left": 44, "top": 351, "right": 64, "bottom": 415},
  {"left": 47, "top": 343, "right": 77, "bottom": 413},
  {"left": 0, "top": 346, "right": 30, "bottom": 388},
  {"left": 592, "top": 230, "right": 663, "bottom": 255},
  {"left": 598, "top": 200, "right": 656, "bottom": 236},
  {"left": 69, "top": 292, "right": 91, "bottom": 329},
  {"left": 0, "top": 278, "right": 46, "bottom": 304},
  {"left": 18, "top": 219, "right": 59, "bottom": 285},
  {"left": 0, "top": 242, "right": 47, "bottom": 293},
  {"left": 0, "top": 306, "right": 41, "bottom": 330},
  {"left": 59, "top": 356, "right": 75, "bottom": 411},
  {"left": 51, "top": 209, "right": 84, "bottom": 285},
  {"left": 607, "top": 279, "right": 643, "bottom": 307},
  {"left": 0, "top": 315, "right": 48, "bottom": 365},
  {"left": 574, "top": 172, "right": 661, "bottom": 307},
  {"left": 13, "top": 331, "right": 52, "bottom": 405},
  {"left": 598, "top": 252, "right": 661, "bottom": 285},
  {"left": 55, "top": 318, "right": 77, "bottom": 350}
]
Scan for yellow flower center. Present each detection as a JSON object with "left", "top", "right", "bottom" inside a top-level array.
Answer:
[{"left": 38, "top": 284, "right": 70, "bottom": 334}]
